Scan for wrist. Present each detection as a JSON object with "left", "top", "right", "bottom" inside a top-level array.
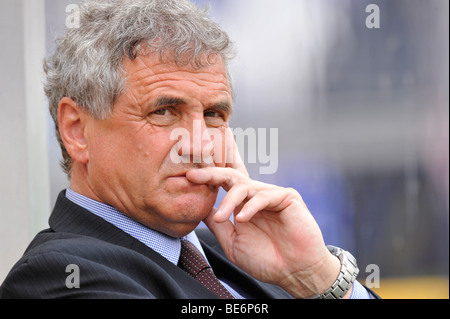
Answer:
[
  {"left": 280, "top": 247, "right": 342, "bottom": 298},
  {"left": 281, "top": 246, "right": 359, "bottom": 299}
]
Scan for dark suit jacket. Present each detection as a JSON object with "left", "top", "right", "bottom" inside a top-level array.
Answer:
[{"left": 0, "top": 190, "right": 291, "bottom": 299}]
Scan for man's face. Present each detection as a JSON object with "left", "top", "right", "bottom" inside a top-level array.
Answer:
[{"left": 83, "top": 53, "right": 232, "bottom": 237}]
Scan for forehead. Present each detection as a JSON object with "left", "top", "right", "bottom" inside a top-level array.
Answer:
[{"left": 121, "top": 53, "right": 231, "bottom": 103}]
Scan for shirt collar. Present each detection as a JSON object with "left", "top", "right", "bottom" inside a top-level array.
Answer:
[{"left": 65, "top": 188, "right": 206, "bottom": 265}]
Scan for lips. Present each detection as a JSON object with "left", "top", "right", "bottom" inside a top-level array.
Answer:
[
  {"left": 166, "top": 171, "right": 218, "bottom": 193},
  {"left": 169, "top": 172, "right": 188, "bottom": 178},
  {"left": 167, "top": 166, "right": 205, "bottom": 178},
  {"left": 167, "top": 163, "right": 214, "bottom": 181}
]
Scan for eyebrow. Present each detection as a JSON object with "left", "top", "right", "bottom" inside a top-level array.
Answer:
[
  {"left": 152, "top": 96, "right": 233, "bottom": 116},
  {"left": 153, "top": 96, "right": 186, "bottom": 108},
  {"left": 207, "top": 100, "right": 233, "bottom": 116}
]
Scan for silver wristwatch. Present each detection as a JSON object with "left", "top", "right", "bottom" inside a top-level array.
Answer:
[{"left": 312, "top": 245, "right": 359, "bottom": 299}]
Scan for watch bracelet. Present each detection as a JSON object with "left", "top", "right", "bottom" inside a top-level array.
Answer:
[{"left": 311, "top": 245, "right": 359, "bottom": 299}]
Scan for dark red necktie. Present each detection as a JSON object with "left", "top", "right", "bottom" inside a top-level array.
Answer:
[{"left": 178, "top": 239, "right": 234, "bottom": 299}]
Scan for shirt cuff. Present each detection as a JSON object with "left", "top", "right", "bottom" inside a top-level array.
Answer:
[{"left": 350, "top": 280, "right": 375, "bottom": 299}]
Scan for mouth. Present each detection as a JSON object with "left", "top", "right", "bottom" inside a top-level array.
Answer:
[
  {"left": 167, "top": 171, "right": 218, "bottom": 192},
  {"left": 168, "top": 167, "right": 202, "bottom": 178},
  {"left": 169, "top": 172, "right": 188, "bottom": 178}
]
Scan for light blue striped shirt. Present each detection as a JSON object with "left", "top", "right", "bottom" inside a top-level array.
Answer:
[{"left": 65, "top": 188, "right": 372, "bottom": 299}]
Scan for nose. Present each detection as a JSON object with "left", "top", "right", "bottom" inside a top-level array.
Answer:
[{"left": 176, "top": 118, "right": 214, "bottom": 164}]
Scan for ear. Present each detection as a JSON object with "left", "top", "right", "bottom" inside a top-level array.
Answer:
[{"left": 58, "top": 97, "right": 90, "bottom": 165}]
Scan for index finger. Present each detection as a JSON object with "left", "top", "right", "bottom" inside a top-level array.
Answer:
[
  {"left": 224, "top": 127, "right": 249, "bottom": 177},
  {"left": 186, "top": 166, "right": 248, "bottom": 192}
]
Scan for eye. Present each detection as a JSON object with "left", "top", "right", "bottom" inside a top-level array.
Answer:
[
  {"left": 204, "top": 109, "right": 226, "bottom": 127},
  {"left": 147, "top": 107, "right": 178, "bottom": 126},
  {"left": 204, "top": 110, "right": 221, "bottom": 118},
  {"left": 153, "top": 108, "right": 171, "bottom": 116}
]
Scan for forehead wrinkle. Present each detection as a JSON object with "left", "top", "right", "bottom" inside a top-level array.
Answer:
[
  {"left": 131, "top": 68, "right": 230, "bottom": 90},
  {"left": 122, "top": 56, "right": 232, "bottom": 114},
  {"left": 131, "top": 77, "right": 230, "bottom": 101},
  {"left": 127, "top": 56, "right": 230, "bottom": 88},
  {"left": 129, "top": 74, "right": 231, "bottom": 110},
  {"left": 128, "top": 55, "right": 229, "bottom": 84},
  {"left": 124, "top": 66, "right": 231, "bottom": 107}
]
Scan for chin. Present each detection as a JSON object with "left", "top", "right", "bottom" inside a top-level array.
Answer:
[
  {"left": 173, "top": 191, "right": 217, "bottom": 219},
  {"left": 152, "top": 189, "right": 218, "bottom": 237}
]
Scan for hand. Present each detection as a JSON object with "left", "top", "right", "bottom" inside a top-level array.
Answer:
[{"left": 186, "top": 129, "right": 345, "bottom": 298}]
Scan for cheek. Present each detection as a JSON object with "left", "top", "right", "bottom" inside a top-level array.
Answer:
[
  {"left": 135, "top": 131, "right": 176, "bottom": 168},
  {"left": 89, "top": 127, "right": 173, "bottom": 177}
]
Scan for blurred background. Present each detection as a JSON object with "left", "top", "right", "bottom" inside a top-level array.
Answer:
[{"left": 1, "top": 0, "right": 448, "bottom": 298}]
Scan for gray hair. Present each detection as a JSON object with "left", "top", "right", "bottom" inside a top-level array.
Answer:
[{"left": 44, "top": 0, "right": 235, "bottom": 176}]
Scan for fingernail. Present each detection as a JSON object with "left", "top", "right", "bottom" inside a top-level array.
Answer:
[{"left": 235, "top": 210, "right": 247, "bottom": 222}]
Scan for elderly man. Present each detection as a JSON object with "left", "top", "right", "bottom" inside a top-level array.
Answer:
[{"left": 1, "top": 0, "right": 376, "bottom": 299}]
